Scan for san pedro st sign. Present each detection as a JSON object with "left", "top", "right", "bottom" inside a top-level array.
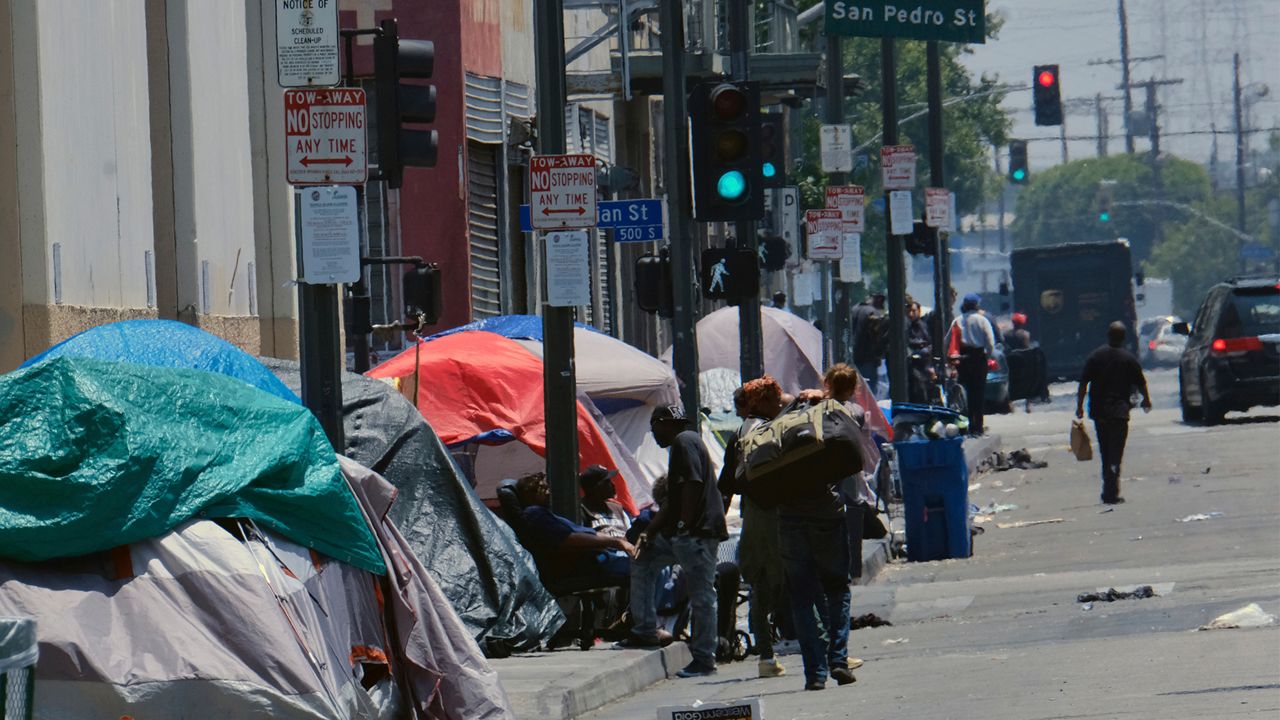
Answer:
[{"left": 825, "top": 1, "right": 986, "bottom": 43}]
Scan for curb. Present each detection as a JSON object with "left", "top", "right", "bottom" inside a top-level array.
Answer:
[{"left": 499, "top": 642, "right": 692, "bottom": 720}]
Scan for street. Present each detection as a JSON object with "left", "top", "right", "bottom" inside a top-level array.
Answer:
[{"left": 582, "top": 368, "right": 1280, "bottom": 719}]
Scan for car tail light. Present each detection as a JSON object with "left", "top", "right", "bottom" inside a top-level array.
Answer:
[
  {"left": 1211, "top": 336, "right": 1264, "bottom": 355},
  {"left": 1149, "top": 340, "right": 1158, "bottom": 350},
  {"left": 987, "top": 358, "right": 999, "bottom": 370}
]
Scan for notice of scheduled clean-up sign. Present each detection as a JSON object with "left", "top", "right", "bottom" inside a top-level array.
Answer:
[
  {"left": 276, "top": 0, "right": 339, "bottom": 87},
  {"left": 825, "top": 0, "right": 986, "bottom": 44},
  {"left": 530, "top": 154, "right": 598, "bottom": 230},
  {"left": 285, "top": 88, "right": 367, "bottom": 185}
]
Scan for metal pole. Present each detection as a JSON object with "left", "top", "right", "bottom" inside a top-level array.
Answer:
[
  {"left": 1059, "top": 119, "right": 1069, "bottom": 164},
  {"left": 1118, "top": 0, "right": 1135, "bottom": 154},
  {"left": 882, "top": 37, "right": 907, "bottom": 404},
  {"left": 660, "top": 0, "right": 701, "bottom": 425},
  {"left": 728, "top": 0, "right": 764, "bottom": 382},
  {"left": 1096, "top": 93, "right": 1108, "bottom": 157},
  {"left": 925, "top": 40, "right": 950, "bottom": 358},
  {"left": 995, "top": 145, "right": 1006, "bottom": 253},
  {"left": 295, "top": 196, "right": 345, "bottom": 449},
  {"left": 534, "top": 0, "right": 580, "bottom": 521},
  {"left": 1233, "top": 53, "right": 1247, "bottom": 240},
  {"left": 825, "top": 34, "right": 845, "bottom": 366}
]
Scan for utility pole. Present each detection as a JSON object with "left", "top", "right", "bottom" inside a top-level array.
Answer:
[
  {"left": 1118, "top": 0, "right": 1134, "bottom": 153},
  {"left": 925, "top": 41, "right": 952, "bottom": 354},
  {"left": 1233, "top": 52, "right": 1247, "bottom": 242},
  {"left": 1059, "top": 118, "right": 1069, "bottom": 164},
  {"left": 994, "top": 145, "right": 1006, "bottom": 253},
  {"left": 661, "top": 0, "right": 701, "bottom": 424},
  {"left": 728, "top": 0, "right": 764, "bottom": 382},
  {"left": 882, "top": 37, "right": 907, "bottom": 404},
  {"left": 534, "top": 0, "right": 580, "bottom": 521},
  {"left": 825, "top": 33, "right": 845, "bottom": 366},
  {"left": 1095, "top": 93, "right": 1109, "bottom": 157}
]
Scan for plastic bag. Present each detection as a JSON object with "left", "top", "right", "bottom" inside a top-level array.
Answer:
[{"left": 1069, "top": 419, "right": 1093, "bottom": 462}]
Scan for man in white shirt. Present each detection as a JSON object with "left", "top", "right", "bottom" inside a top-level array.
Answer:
[{"left": 949, "top": 293, "right": 996, "bottom": 436}]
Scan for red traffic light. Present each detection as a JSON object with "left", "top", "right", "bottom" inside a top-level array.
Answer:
[
  {"left": 1037, "top": 70, "right": 1057, "bottom": 88},
  {"left": 710, "top": 84, "right": 747, "bottom": 121}
]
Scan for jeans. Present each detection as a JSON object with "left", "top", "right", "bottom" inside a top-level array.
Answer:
[
  {"left": 671, "top": 535, "right": 720, "bottom": 667},
  {"left": 957, "top": 349, "right": 988, "bottom": 435},
  {"left": 629, "top": 534, "right": 676, "bottom": 639},
  {"left": 856, "top": 361, "right": 880, "bottom": 396},
  {"left": 1094, "top": 418, "right": 1129, "bottom": 502},
  {"left": 778, "top": 516, "right": 852, "bottom": 684}
]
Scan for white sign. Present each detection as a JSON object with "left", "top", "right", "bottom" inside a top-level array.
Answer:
[
  {"left": 791, "top": 270, "right": 813, "bottom": 307},
  {"left": 658, "top": 699, "right": 762, "bottom": 720},
  {"left": 285, "top": 88, "right": 368, "bottom": 185},
  {"left": 544, "top": 231, "right": 591, "bottom": 307},
  {"left": 299, "top": 186, "right": 359, "bottom": 284},
  {"left": 820, "top": 124, "right": 853, "bottom": 173},
  {"left": 805, "top": 209, "right": 843, "bottom": 260},
  {"left": 926, "top": 188, "right": 952, "bottom": 228},
  {"left": 840, "top": 233, "right": 863, "bottom": 283},
  {"left": 530, "top": 154, "right": 597, "bottom": 229},
  {"left": 276, "top": 0, "right": 339, "bottom": 88},
  {"left": 825, "top": 185, "right": 866, "bottom": 233},
  {"left": 948, "top": 191, "right": 958, "bottom": 232},
  {"left": 778, "top": 187, "right": 801, "bottom": 251},
  {"left": 889, "top": 190, "right": 914, "bottom": 235},
  {"left": 881, "top": 144, "right": 917, "bottom": 190}
]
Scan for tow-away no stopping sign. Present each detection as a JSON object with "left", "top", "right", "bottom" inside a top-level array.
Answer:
[{"left": 285, "top": 88, "right": 367, "bottom": 185}]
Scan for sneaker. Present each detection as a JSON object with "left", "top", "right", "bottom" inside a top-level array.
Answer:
[
  {"left": 1101, "top": 496, "right": 1126, "bottom": 505},
  {"left": 675, "top": 662, "right": 717, "bottom": 679},
  {"left": 804, "top": 680, "right": 826, "bottom": 691},
  {"left": 847, "top": 657, "right": 865, "bottom": 670},
  {"left": 830, "top": 667, "right": 857, "bottom": 686},
  {"left": 757, "top": 658, "right": 786, "bottom": 678},
  {"left": 615, "top": 632, "right": 669, "bottom": 649}
]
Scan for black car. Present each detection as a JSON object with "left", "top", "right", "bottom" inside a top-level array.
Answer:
[{"left": 1177, "top": 276, "right": 1280, "bottom": 425}]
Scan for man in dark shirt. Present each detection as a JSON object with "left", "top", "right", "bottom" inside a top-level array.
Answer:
[
  {"left": 515, "top": 473, "right": 634, "bottom": 582},
  {"left": 639, "top": 404, "right": 727, "bottom": 678},
  {"left": 1076, "top": 322, "right": 1152, "bottom": 505},
  {"left": 850, "top": 292, "right": 887, "bottom": 395}
]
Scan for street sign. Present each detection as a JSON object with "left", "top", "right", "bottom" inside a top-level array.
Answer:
[
  {"left": 298, "top": 186, "right": 359, "bottom": 284},
  {"left": 889, "top": 190, "right": 914, "bottom": 235},
  {"left": 519, "top": 198, "right": 661, "bottom": 237},
  {"left": 805, "top": 209, "right": 844, "bottom": 260},
  {"left": 285, "top": 88, "right": 367, "bottom": 185},
  {"left": 545, "top": 230, "right": 592, "bottom": 307},
  {"left": 926, "top": 187, "right": 952, "bottom": 228},
  {"left": 825, "top": 0, "right": 986, "bottom": 44},
  {"left": 276, "top": 0, "right": 340, "bottom": 88},
  {"left": 840, "top": 233, "right": 863, "bottom": 283},
  {"left": 658, "top": 699, "right": 761, "bottom": 720},
  {"left": 825, "top": 185, "right": 866, "bottom": 233},
  {"left": 778, "top": 187, "right": 801, "bottom": 256},
  {"left": 530, "top": 154, "right": 598, "bottom": 229},
  {"left": 881, "top": 145, "right": 917, "bottom": 190},
  {"left": 820, "top": 124, "right": 853, "bottom": 173},
  {"left": 1240, "top": 242, "right": 1277, "bottom": 261}
]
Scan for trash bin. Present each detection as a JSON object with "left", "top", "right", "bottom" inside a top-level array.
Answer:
[
  {"left": 895, "top": 437, "right": 971, "bottom": 562},
  {"left": 0, "top": 618, "right": 36, "bottom": 720}
]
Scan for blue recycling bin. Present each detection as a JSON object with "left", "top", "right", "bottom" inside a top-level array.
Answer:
[{"left": 895, "top": 437, "right": 970, "bottom": 562}]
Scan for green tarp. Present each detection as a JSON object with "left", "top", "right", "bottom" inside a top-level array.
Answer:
[{"left": 0, "top": 357, "right": 384, "bottom": 574}]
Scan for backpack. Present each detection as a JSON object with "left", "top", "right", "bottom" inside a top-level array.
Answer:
[{"left": 734, "top": 400, "right": 865, "bottom": 509}]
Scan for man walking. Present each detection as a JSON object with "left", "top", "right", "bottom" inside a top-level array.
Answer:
[
  {"left": 949, "top": 293, "right": 996, "bottom": 436},
  {"left": 639, "top": 405, "right": 727, "bottom": 678},
  {"left": 851, "top": 291, "right": 887, "bottom": 395},
  {"left": 1077, "top": 322, "right": 1151, "bottom": 505}
]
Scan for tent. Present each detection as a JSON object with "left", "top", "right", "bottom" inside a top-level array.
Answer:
[
  {"left": 0, "top": 357, "right": 513, "bottom": 719},
  {"left": 663, "top": 306, "right": 826, "bottom": 395},
  {"left": 367, "top": 332, "right": 640, "bottom": 513},
  {"left": 263, "top": 358, "right": 564, "bottom": 654}
]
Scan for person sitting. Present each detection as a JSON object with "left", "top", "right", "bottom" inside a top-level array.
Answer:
[
  {"left": 579, "top": 465, "right": 632, "bottom": 539},
  {"left": 1003, "top": 312, "right": 1033, "bottom": 350},
  {"left": 514, "top": 472, "right": 635, "bottom": 584}
]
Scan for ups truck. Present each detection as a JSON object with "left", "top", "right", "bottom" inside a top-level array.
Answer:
[{"left": 1011, "top": 240, "right": 1138, "bottom": 380}]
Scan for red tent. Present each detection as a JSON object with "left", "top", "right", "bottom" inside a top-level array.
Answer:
[{"left": 367, "top": 331, "right": 637, "bottom": 514}]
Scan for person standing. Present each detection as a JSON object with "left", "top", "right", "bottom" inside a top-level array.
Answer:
[
  {"left": 949, "top": 293, "right": 996, "bottom": 436},
  {"left": 851, "top": 292, "right": 887, "bottom": 395},
  {"left": 1076, "top": 322, "right": 1151, "bottom": 505},
  {"left": 906, "top": 301, "right": 933, "bottom": 404},
  {"left": 640, "top": 405, "right": 727, "bottom": 678}
]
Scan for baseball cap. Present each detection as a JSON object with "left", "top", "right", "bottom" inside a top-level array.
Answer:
[
  {"left": 579, "top": 464, "right": 619, "bottom": 488},
  {"left": 963, "top": 292, "right": 982, "bottom": 306},
  {"left": 649, "top": 404, "right": 688, "bottom": 426}
]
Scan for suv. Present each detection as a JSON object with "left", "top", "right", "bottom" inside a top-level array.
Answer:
[{"left": 1178, "top": 277, "right": 1280, "bottom": 425}]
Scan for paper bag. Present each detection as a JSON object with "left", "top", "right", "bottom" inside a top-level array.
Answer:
[{"left": 1069, "top": 419, "right": 1093, "bottom": 462}]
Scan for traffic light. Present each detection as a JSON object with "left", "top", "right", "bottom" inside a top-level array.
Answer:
[
  {"left": 402, "top": 264, "right": 442, "bottom": 325},
  {"left": 635, "top": 250, "right": 673, "bottom": 318},
  {"left": 689, "top": 81, "right": 764, "bottom": 222},
  {"left": 1033, "top": 64, "right": 1063, "bottom": 126},
  {"left": 375, "top": 18, "right": 438, "bottom": 189},
  {"left": 701, "top": 248, "right": 760, "bottom": 302},
  {"left": 760, "top": 114, "right": 785, "bottom": 189},
  {"left": 904, "top": 221, "right": 937, "bottom": 256},
  {"left": 1008, "top": 140, "right": 1029, "bottom": 184},
  {"left": 1097, "top": 190, "right": 1113, "bottom": 223},
  {"left": 759, "top": 235, "right": 790, "bottom": 272}
]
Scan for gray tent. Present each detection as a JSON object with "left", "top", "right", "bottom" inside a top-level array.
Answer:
[{"left": 263, "top": 359, "right": 563, "bottom": 654}]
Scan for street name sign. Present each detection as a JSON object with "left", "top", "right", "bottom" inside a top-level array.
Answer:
[
  {"left": 881, "top": 145, "right": 917, "bottom": 190},
  {"left": 805, "top": 209, "right": 844, "bottom": 260},
  {"left": 926, "top": 187, "right": 952, "bottom": 228},
  {"left": 826, "top": 185, "right": 866, "bottom": 233},
  {"left": 820, "top": 124, "right": 853, "bottom": 173},
  {"left": 276, "top": 0, "right": 340, "bottom": 87},
  {"left": 530, "top": 154, "right": 598, "bottom": 230},
  {"left": 545, "top": 230, "right": 592, "bottom": 307},
  {"left": 285, "top": 88, "right": 367, "bottom": 185},
  {"left": 298, "top": 186, "right": 359, "bottom": 284},
  {"left": 520, "top": 198, "right": 661, "bottom": 241},
  {"left": 825, "top": 0, "right": 986, "bottom": 43}
]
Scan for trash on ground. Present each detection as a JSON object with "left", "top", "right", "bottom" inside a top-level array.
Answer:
[
  {"left": 850, "top": 613, "right": 893, "bottom": 630},
  {"left": 1001, "top": 487, "right": 1017, "bottom": 493},
  {"left": 972, "top": 514, "right": 994, "bottom": 525},
  {"left": 968, "top": 483, "right": 982, "bottom": 492},
  {"left": 1081, "top": 603, "right": 1094, "bottom": 611},
  {"left": 882, "top": 637, "right": 909, "bottom": 645},
  {"left": 991, "top": 480, "right": 1005, "bottom": 488},
  {"left": 1099, "top": 507, "right": 1115, "bottom": 514},
  {"left": 1130, "top": 536, "right": 1143, "bottom": 541},
  {"left": 996, "top": 518, "right": 1066, "bottom": 530},
  {"left": 1168, "top": 475, "right": 1183, "bottom": 484},
  {"left": 1077, "top": 585, "right": 1155, "bottom": 603},
  {"left": 1199, "top": 603, "right": 1276, "bottom": 631},
  {"left": 1177, "top": 512, "right": 1224, "bottom": 523},
  {"left": 973, "top": 502, "right": 1019, "bottom": 515},
  {"left": 1201, "top": 467, "right": 1211, "bottom": 474}
]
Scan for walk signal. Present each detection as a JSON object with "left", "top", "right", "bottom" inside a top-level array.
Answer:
[
  {"left": 1033, "top": 64, "right": 1062, "bottom": 126},
  {"left": 760, "top": 114, "right": 785, "bottom": 189},
  {"left": 635, "top": 250, "right": 673, "bottom": 318},
  {"left": 375, "top": 18, "right": 439, "bottom": 189},
  {"left": 689, "top": 81, "right": 764, "bottom": 222},
  {"left": 1008, "top": 140, "right": 1029, "bottom": 184},
  {"left": 701, "top": 248, "right": 759, "bottom": 302},
  {"left": 759, "top": 236, "right": 790, "bottom": 272}
]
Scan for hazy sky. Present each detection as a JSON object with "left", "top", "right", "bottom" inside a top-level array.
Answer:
[{"left": 961, "top": 0, "right": 1280, "bottom": 174}]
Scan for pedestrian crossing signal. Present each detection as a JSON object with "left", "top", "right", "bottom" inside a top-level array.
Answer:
[{"left": 701, "top": 248, "right": 759, "bottom": 302}]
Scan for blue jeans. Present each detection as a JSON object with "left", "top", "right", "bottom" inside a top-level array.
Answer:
[
  {"left": 778, "top": 516, "right": 852, "bottom": 684},
  {"left": 671, "top": 535, "right": 720, "bottom": 667},
  {"left": 856, "top": 361, "right": 880, "bottom": 396},
  {"left": 629, "top": 534, "right": 677, "bottom": 639}
]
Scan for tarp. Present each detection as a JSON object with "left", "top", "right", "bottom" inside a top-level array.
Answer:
[
  {"left": 21, "top": 319, "right": 299, "bottom": 404},
  {"left": 662, "top": 306, "right": 826, "bottom": 395},
  {"left": 263, "top": 358, "right": 563, "bottom": 653},
  {"left": 367, "top": 332, "right": 638, "bottom": 514},
  {"left": 0, "top": 357, "right": 384, "bottom": 574}
]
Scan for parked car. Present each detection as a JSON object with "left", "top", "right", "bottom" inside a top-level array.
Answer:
[
  {"left": 1139, "top": 315, "right": 1187, "bottom": 366},
  {"left": 984, "top": 345, "right": 1011, "bottom": 414},
  {"left": 1177, "top": 277, "right": 1280, "bottom": 425}
]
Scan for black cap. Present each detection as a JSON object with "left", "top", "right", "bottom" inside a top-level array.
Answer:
[
  {"left": 579, "top": 464, "right": 619, "bottom": 488},
  {"left": 650, "top": 404, "right": 688, "bottom": 426}
]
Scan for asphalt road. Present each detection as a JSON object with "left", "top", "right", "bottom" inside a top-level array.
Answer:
[{"left": 581, "top": 368, "right": 1280, "bottom": 719}]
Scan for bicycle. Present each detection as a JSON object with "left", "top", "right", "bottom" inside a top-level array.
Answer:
[{"left": 909, "top": 350, "right": 969, "bottom": 418}]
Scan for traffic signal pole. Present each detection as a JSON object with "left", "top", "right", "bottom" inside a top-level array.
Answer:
[
  {"left": 727, "top": 0, "right": 764, "bottom": 383},
  {"left": 534, "top": 0, "right": 581, "bottom": 522},
  {"left": 824, "top": 35, "right": 845, "bottom": 369},
  {"left": 660, "top": 0, "right": 701, "bottom": 425},
  {"left": 882, "top": 38, "right": 908, "bottom": 404}
]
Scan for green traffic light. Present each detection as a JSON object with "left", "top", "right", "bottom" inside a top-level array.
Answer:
[
  {"left": 1099, "top": 212, "right": 1111, "bottom": 222},
  {"left": 717, "top": 170, "right": 747, "bottom": 201},
  {"left": 1012, "top": 169, "right": 1026, "bottom": 182},
  {"left": 762, "top": 162, "right": 777, "bottom": 179}
]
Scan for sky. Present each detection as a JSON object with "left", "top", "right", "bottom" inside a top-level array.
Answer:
[{"left": 960, "top": 0, "right": 1280, "bottom": 176}]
